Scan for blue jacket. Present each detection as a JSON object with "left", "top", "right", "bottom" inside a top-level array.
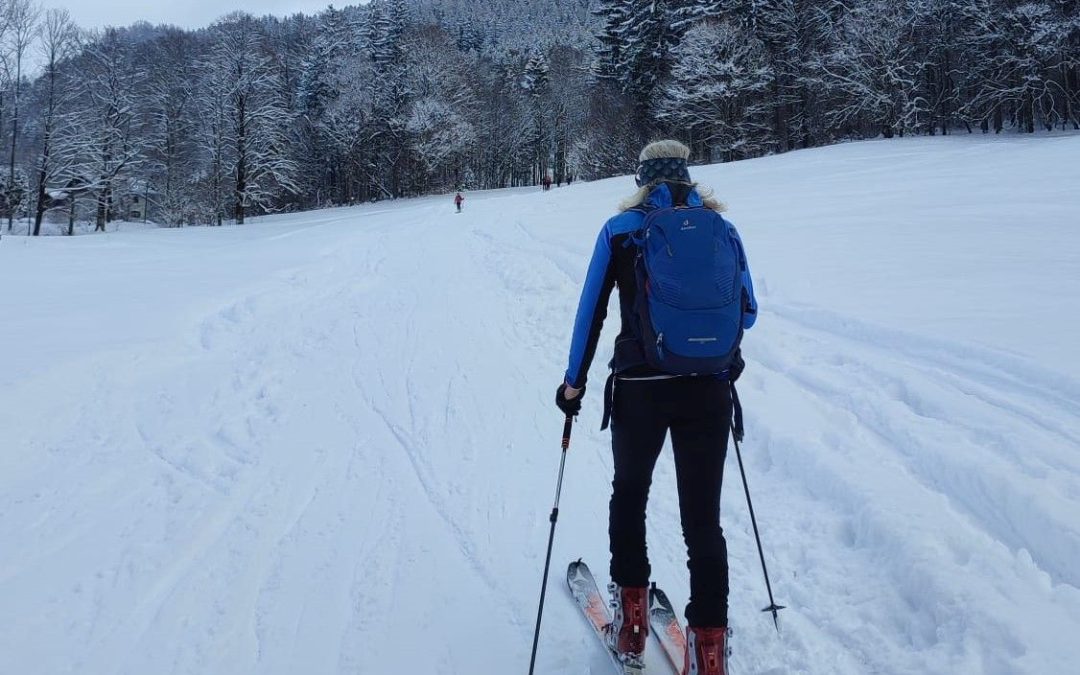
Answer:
[{"left": 564, "top": 183, "right": 758, "bottom": 389}]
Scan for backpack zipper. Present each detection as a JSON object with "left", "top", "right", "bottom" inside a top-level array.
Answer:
[{"left": 656, "top": 333, "right": 665, "bottom": 360}]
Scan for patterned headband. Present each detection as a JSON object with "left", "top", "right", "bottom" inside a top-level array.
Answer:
[{"left": 635, "top": 157, "right": 691, "bottom": 187}]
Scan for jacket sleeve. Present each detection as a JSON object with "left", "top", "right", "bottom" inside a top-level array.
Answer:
[
  {"left": 564, "top": 223, "right": 617, "bottom": 388},
  {"left": 730, "top": 224, "right": 758, "bottom": 330}
]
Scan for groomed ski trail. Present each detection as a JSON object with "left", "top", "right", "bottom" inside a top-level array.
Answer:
[{"left": 1, "top": 136, "right": 1079, "bottom": 675}]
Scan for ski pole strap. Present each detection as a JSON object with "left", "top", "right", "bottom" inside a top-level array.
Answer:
[
  {"left": 730, "top": 381, "right": 745, "bottom": 443},
  {"left": 600, "top": 372, "right": 616, "bottom": 431}
]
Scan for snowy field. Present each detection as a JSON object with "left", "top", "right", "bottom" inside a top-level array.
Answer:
[{"left": 1, "top": 135, "right": 1079, "bottom": 675}]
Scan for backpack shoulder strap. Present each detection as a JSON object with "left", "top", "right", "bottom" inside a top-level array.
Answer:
[{"left": 620, "top": 206, "right": 652, "bottom": 248}]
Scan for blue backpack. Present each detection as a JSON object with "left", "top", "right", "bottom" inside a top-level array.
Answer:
[{"left": 632, "top": 202, "right": 745, "bottom": 376}]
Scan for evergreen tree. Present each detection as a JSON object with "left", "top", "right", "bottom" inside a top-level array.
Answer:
[
  {"left": 369, "top": 0, "right": 412, "bottom": 197},
  {"left": 371, "top": 0, "right": 409, "bottom": 68},
  {"left": 523, "top": 50, "right": 552, "bottom": 183},
  {"left": 593, "top": 0, "right": 634, "bottom": 82},
  {"left": 670, "top": 0, "right": 735, "bottom": 31},
  {"left": 618, "top": 0, "right": 680, "bottom": 119}
]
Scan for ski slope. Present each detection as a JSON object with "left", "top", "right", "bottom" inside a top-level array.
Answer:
[{"left": 2, "top": 135, "right": 1079, "bottom": 675}]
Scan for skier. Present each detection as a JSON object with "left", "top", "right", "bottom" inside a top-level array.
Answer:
[
  {"left": 556, "top": 140, "right": 757, "bottom": 675},
  {"left": 543, "top": 175, "right": 552, "bottom": 192},
  {"left": 454, "top": 192, "right": 464, "bottom": 213}
]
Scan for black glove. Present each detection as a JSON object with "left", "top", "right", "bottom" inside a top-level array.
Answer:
[
  {"left": 556, "top": 383, "right": 585, "bottom": 417},
  {"left": 728, "top": 350, "right": 745, "bottom": 383}
]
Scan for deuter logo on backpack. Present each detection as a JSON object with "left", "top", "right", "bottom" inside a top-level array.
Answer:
[{"left": 633, "top": 205, "right": 744, "bottom": 376}]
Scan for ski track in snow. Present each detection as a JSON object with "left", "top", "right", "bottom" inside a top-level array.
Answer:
[{"left": 2, "top": 136, "right": 1079, "bottom": 674}]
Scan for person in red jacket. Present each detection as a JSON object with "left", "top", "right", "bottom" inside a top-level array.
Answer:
[{"left": 454, "top": 192, "right": 464, "bottom": 213}]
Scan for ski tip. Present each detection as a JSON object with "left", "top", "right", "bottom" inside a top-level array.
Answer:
[{"left": 567, "top": 559, "right": 589, "bottom": 579}]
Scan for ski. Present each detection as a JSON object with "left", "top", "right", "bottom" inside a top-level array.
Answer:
[
  {"left": 648, "top": 583, "right": 686, "bottom": 674},
  {"left": 567, "top": 559, "right": 646, "bottom": 675}
]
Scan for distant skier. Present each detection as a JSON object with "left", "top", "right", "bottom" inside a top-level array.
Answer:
[
  {"left": 454, "top": 192, "right": 464, "bottom": 213},
  {"left": 556, "top": 140, "right": 757, "bottom": 675},
  {"left": 542, "top": 175, "right": 552, "bottom": 192}
]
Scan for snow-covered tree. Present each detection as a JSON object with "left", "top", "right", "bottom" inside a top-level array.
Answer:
[
  {"left": 657, "top": 21, "right": 774, "bottom": 161},
  {"left": 371, "top": 0, "right": 409, "bottom": 68},
  {"left": 295, "top": 6, "right": 365, "bottom": 206},
  {"left": 910, "top": 0, "right": 969, "bottom": 135},
  {"left": 140, "top": 27, "right": 202, "bottom": 226},
  {"left": 593, "top": 0, "right": 633, "bottom": 82},
  {"left": 413, "top": 0, "right": 597, "bottom": 59},
  {"left": 31, "top": 8, "right": 80, "bottom": 236},
  {"left": 400, "top": 26, "right": 478, "bottom": 190},
  {"left": 822, "top": 0, "right": 928, "bottom": 138},
  {"left": 619, "top": 0, "right": 681, "bottom": 120},
  {"left": 522, "top": 50, "right": 552, "bottom": 182},
  {"left": 202, "top": 13, "right": 298, "bottom": 225},
  {"left": 368, "top": 0, "right": 412, "bottom": 197},
  {"left": 962, "top": 0, "right": 1073, "bottom": 132},
  {"left": 546, "top": 45, "right": 590, "bottom": 184},
  {"left": 62, "top": 29, "right": 147, "bottom": 232},
  {"left": 669, "top": 0, "right": 730, "bottom": 30},
  {"left": 0, "top": 163, "right": 27, "bottom": 227},
  {"left": 3, "top": 0, "right": 39, "bottom": 232}
]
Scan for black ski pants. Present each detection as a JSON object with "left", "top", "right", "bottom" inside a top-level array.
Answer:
[{"left": 608, "top": 375, "right": 732, "bottom": 628}]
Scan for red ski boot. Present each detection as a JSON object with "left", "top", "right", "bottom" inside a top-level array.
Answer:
[
  {"left": 604, "top": 583, "right": 649, "bottom": 662},
  {"left": 683, "top": 626, "right": 731, "bottom": 675}
]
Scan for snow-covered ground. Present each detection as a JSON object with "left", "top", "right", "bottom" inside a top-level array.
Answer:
[{"left": 2, "top": 135, "right": 1078, "bottom": 675}]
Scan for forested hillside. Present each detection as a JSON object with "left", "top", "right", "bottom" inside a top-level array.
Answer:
[{"left": 1, "top": 0, "right": 1076, "bottom": 231}]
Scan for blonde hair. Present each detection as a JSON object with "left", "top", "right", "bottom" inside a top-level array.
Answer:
[{"left": 619, "top": 139, "right": 726, "bottom": 212}]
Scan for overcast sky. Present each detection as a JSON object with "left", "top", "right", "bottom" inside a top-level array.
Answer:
[{"left": 38, "top": 1, "right": 346, "bottom": 30}]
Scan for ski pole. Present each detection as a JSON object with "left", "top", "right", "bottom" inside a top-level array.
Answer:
[
  {"left": 732, "top": 433, "right": 785, "bottom": 633},
  {"left": 527, "top": 415, "right": 574, "bottom": 675}
]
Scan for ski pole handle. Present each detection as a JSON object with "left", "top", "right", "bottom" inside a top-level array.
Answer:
[{"left": 562, "top": 415, "right": 574, "bottom": 450}]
